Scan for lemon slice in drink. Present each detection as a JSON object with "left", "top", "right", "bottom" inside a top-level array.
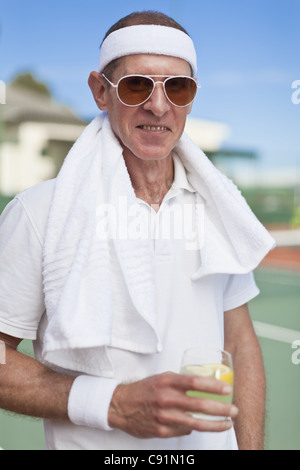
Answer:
[
  {"left": 202, "top": 364, "right": 234, "bottom": 385},
  {"left": 181, "top": 364, "right": 215, "bottom": 377},
  {"left": 181, "top": 363, "right": 234, "bottom": 385}
]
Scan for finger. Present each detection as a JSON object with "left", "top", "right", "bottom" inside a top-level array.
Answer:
[
  {"left": 165, "top": 389, "right": 238, "bottom": 420},
  {"left": 187, "top": 415, "right": 233, "bottom": 433},
  {"left": 155, "top": 385, "right": 235, "bottom": 417},
  {"left": 154, "top": 406, "right": 233, "bottom": 436},
  {"left": 183, "top": 396, "right": 238, "bottom": 419},
  {"left": 171, "top": 372, "right": 233, "bottom": 396},
  {"left": 162, "top": 405, "right": 234, "bottom": 433},
  {"left": 150, "top": 375, "right": 235, "bottom": 418}
]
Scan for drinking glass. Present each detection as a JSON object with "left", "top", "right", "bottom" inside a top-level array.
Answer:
[{"left": 180, "top": 347, "right": 234, "bottom": 420}]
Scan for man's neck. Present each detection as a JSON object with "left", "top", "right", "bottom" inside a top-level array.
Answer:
[{"left": 123, "top": 153, "right": 174, "bottom": 209}]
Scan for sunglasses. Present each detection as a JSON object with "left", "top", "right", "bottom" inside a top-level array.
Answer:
[{"left": 102, "top": 74, "right": 201, "bottom": 108}]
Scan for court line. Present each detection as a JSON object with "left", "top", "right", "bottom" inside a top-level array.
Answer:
[{"left": 253, "top": 321, "right": 300, "bottom": 344}]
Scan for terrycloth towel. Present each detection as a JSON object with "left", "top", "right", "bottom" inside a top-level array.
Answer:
[
  {"left": 42, "top": 112, "right": 275, "bottom": 376},
  {"left": 175, "top": 135, "right": 276, "bottom": 279}
]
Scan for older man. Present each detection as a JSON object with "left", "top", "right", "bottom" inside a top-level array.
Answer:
[{"left": 0, "top": 11, "right": 274, "bottom": 450}]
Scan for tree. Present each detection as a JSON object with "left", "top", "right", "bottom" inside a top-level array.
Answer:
[{"left": 10, "top": 72, "right": 51, "bottom": 97}]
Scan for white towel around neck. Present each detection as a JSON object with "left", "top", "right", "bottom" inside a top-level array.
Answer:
[{"left": 42, "top": 112, "right": 275, "bottom": 376}]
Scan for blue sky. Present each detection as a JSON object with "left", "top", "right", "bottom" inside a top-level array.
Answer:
[{"left": 0, "top": 0, "right": 299, "bottom": 171}]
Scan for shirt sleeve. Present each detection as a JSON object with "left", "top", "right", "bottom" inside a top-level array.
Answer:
[
  {"left": 0, "top": 198, "right": 45, "bottom": 339},
  {"left": 223, "top": 271, "right": 260, "bottom": 312}
]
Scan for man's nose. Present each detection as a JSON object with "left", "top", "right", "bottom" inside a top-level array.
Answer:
[{"left": 142, "top": 82, "right": 171, "bottom": 116}]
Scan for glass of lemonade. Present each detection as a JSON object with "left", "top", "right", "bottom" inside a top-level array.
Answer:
[{"left": 180, "top": 347, "right": 234, "bottom": 420}]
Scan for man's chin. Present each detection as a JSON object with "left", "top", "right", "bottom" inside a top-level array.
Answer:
[{"left": 123, "top": 143, "right": 174, "bottom": 162}]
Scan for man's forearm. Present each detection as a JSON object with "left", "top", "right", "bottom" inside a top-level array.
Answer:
[
  {"left": 231, "top": 335, "right": 266, "bottom": 450},
  {"left": 0, "top": 345, "right": 75, "bottom": 420},
  {"left": 224, "top": 304, "right": 266, "bottom": 451}
]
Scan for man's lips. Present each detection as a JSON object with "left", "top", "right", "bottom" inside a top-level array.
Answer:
[{"left": 137, "top": 125, "right": 171, "bottom": 132}]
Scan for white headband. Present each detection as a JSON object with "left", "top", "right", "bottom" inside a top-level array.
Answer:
[{"left": 99, "top": 25, "right": 198, "bottom": 76}]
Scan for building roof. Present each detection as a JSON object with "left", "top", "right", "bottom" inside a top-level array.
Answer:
[{"left": 1, "top": 84, "right": 86, "bottom": 126}]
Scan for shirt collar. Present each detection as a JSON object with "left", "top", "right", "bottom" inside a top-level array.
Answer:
[{"left": 171, "top": 154, "right": 196, "bottom": 193}]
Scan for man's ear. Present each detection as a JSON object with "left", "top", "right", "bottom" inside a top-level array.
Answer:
[{"left": 88, "top": 71, "right": 109, "bottom": 111}]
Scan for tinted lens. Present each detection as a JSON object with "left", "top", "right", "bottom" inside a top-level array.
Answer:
[
  {"left": 165, "top": 77, "right": 197, "bottom": 106},
  {"left": 118, "top": 76, "right": 154, "bottom": 105}
]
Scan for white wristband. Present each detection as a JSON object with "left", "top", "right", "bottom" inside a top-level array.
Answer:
[{"left": 68, "top": 375, "right": 119, "bottom": 431}]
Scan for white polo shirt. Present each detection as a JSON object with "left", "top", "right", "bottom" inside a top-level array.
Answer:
[{"left": 0, "top": 156, "right": 259, "bottom": 450}]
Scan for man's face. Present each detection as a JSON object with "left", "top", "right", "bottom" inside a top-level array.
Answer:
[{"left": 95, "top": 54, "right": 193, "bottom": 162}]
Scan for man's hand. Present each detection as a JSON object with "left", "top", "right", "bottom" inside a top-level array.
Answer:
[{"left": 108, "top": 371, "right": 238, "bottom": 438}]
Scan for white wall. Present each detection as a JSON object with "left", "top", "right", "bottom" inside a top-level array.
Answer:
[{"left": 0, "top": 121, "right": 85, "bottom": 195}]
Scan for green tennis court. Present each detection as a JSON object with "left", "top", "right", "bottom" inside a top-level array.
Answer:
[
  {"left": 251, "top": 267, "right": 300, "bottom": 450},
  {"left": 0, "top": 266, "right": 299, "bottom": 450}
]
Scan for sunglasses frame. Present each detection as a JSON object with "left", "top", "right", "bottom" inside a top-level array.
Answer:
[{"left": 101, "top": 73, "right": 201, "bottom": 108}]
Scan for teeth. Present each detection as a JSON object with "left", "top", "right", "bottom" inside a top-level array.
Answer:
[{"left": 140, "top": 126, "right": 168, "bottom": 131}]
